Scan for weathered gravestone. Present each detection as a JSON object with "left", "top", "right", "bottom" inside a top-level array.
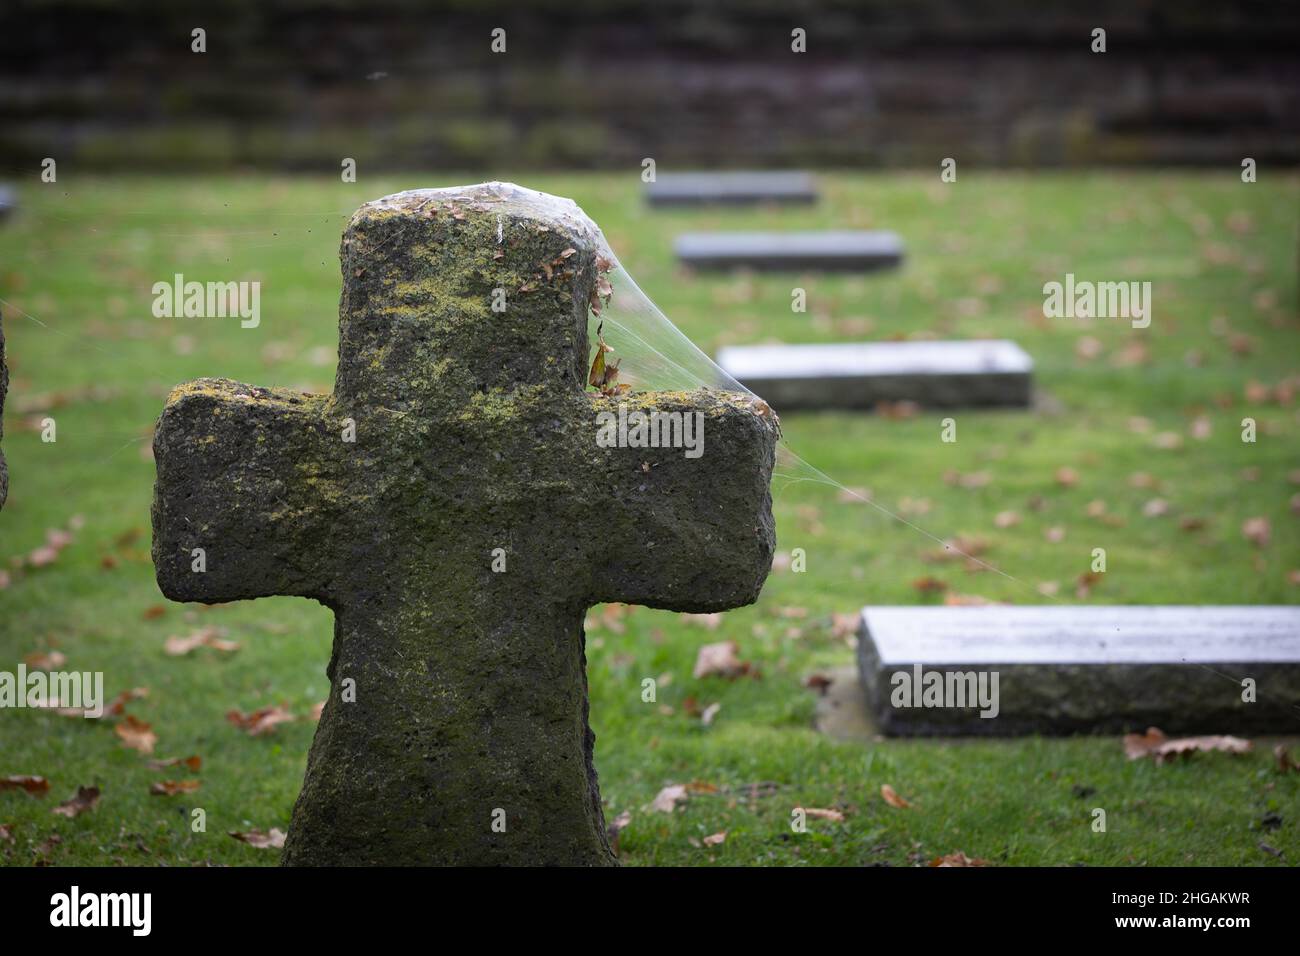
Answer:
[
  {"left": 0, "top": 309, "right": 7, "bottom": 509},
  {"left": 151, "top": 183, "right": 779, "bottom": 866},
  {"left": 676, "top": 231, "right": 903, "bottom": 272},
  {"left": 857, "top": 606, "right": 1300, "bottom": 736},
  {"left": 646, "top": 172, "right": 818, "bottom": 207},
  {"left": 716, "top": 340, "right": 1033, "bottom": 410}
]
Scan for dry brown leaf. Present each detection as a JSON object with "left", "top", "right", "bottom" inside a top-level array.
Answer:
[
  {"left": 114, "top": 715, "right": 157, "bottom": 754},
  {"left": 0, "top": 775, "right": 50, "bottom": 796},
  {"left": 1241, "top": 517, "right": 1271, "bottom": 548},
  {"left": 680, "top": 612, "right": 722, "bottom": 630},
  {"left": 105, "top": 687, "right": 149, "bottom": 717},
  {"left": 606, "top": 809, "right": 632, "bottom": 854},
  {"left": 149, "top": 779, "right": 201, "bottom": 796},
  {"left": 165, "top": 627, "right": 240, "bottom": 656},
  {"left": 0, "top": 824, "right": 13, "bottom": 842},
  {"left": 226, "top": 705, "right": 295, "bottom": 736},
  {"left": 648, "top": 784, "right": 687, "bottom": 814},
  {"left": 1055, "top": 467, "right": 1079, "bottom": 487},
  {"left": 802, "top": 807, "right": 846, "bottom": 822},
  {"left": 23, "top": 649, "right": 66, "bottom": 670},
  {"left": 146, "top": 755, "right": 202, "bottom": 772},
  {"left": 930, "top": 850, "right": 990, "bottom": 867},
  {"left": 881, "top": 784, "right": 911, "bottom": 809},
  {"left": 803, "top": 673, "right": 834, "bottom": 695},
  {"left": 702, "top": 831, "right": 727, "bottom": 847},
  {"left": 1125, "top": 726, "right": 1252, "bottom": 763},
  {"left": 692, "top": 640, "right": 752, "bottom": 680},
  {"left": 1274, "top": 745, "right": 1300, "bottom": 774},
  {"left": 228, "top": 828, "right": 286, "bottom": 849},
  {"left": 52, "top": 785, "right": 100, "bottom": 818},
  {"left": 911, "top": 575, "right": 948, "bottom": 594},
  {"left": 994, "top": 510, "right": 1021, "bottom": 528},
  {"left": 700, "top": 702, "right": 721, "bottom": 726}
]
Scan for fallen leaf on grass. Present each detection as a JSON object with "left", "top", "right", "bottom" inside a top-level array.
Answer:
[
  {"left": 680, "top": 612, "right": 722, "bottom": 630},
  {"left": 803, "top": 673, "right": 834, "bottom": 695},
  {"left": 23, "top": 649, "right": 66, "bottom": 669},
  {"left": 911, "top": 575, "right": 948, "bottom": 594},
  {"left": 104, "top": 687, "right": 149, "bottom": 717},
  {"left": 693, "top": 640, "right": 753, "bottom": 680},
  {"left": 881, "top": 784, "right": 911, "bottom": 809},
  {"left": 606, "top": 810, "right": 632, "bottom": 853},
  {"left": 114, "top": 715, "right": 157, "bottom": 754},
  {"left": 1124, "top": 727, "right": 1252, "bottom": 763},
  {"left": 0, "top": 775, "right": 50, "bottom": 796},
  {"left": 228, "top": 828, "right": 285, "bottom": 849},
  {"left": 1054, "top": 467, "right": 1079, "bottom": 488},
  {"left": 165, "top": 627, "right": 240, "bottom": 656},
  {"left": 1241, "top": 517, "right": 1271, "bottom": 548},
  {"left": 700, "top": 702, "right": 721, "bottom": 726},
  {"left": 0, "top": 823, "right": 12, "bottom": 842},
  {"left": 146, "top": 755, "right": 202, "bottom": 772},
  {"left": 142, "top": 605, "right": 166, "bottom": 621},
  {"left": 702, "top": 831, "right": 727, "bottom": 847},
  {"left": 1273, "top": 745, "right": 1299, "bottom": 774},
  {"left": 51, "top": 786, "right": 100, "bottom": 818},
  {"left": 648, "top": 784, "right": 688, "bottom": 814},
  {"left": 930, "top": 850, "right": 989, "bottom": 867},
  {"left": 149, "top": 779, "right": 201, "bottom": 796},
  {"left": 226, "top": 705, "right": 295, "bottom": 736},
  {"left": 802, "top": 807, "right": 846, "bottom": 823}
]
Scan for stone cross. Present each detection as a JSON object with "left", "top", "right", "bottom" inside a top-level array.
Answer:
[{"left": 151, "top": 183, "right": 777, "bottom": 866}]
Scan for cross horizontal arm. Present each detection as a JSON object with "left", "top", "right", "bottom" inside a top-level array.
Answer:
[
  {"left": 151, "top": 378, "right": 347, "bottom": 606},
  {"left": 586, "top": 390, "right": 777, "bottom": 612}
]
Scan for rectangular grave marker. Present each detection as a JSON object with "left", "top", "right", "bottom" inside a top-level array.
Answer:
[
  {"left": 676, "top": 231, "right": 903, "bottom": 272},
  {"left": 646, "top": 171, "right": 818, "bottom": 207},
  {"left": 856, "top": 606, "right": 1300, "bottom": 736},
  {"left": 716, "top": 340, "right": 1032, "bottom": 410}
]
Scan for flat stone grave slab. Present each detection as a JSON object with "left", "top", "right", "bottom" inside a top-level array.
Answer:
[
  {"left": 675, "top": 231, "right": 902, "bottom": 272},
  {"left": 646, "top": 171, "right": 817, "bottom": 207},
  {"left": 856, "top": 606, "right": 1300, "bottom": 736},
  {"left": 715, "top": 340, "right": 1032, "bottom": 410}
]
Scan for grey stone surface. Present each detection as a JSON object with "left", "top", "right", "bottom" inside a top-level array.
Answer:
[
  {"left": 716, "top": 340, "right": 1032, "bottom": 410},
  {"left": 676, "top": 231, "right": 903, "bottom": 272},
  {"left": 151, "top": 182, "right": 779, "bottom": 866},
  {"left": 856, "top": 606, "right": 1300, "bottom": 736},
  {"left": 647, "top": 172, "right": 817, "bottom": 207}
]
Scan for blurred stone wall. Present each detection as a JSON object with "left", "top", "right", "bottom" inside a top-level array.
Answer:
[{"left": 2, "top": 0, "right": 1297, "bottom": 170}]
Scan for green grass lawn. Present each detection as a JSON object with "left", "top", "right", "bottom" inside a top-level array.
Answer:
[{"left": 0, "top": 171, "right": 1297, "bottom": 866}]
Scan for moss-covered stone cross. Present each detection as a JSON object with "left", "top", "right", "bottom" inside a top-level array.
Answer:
[{"left": 151, "top": 183, "right": 777, "bottom": 865}]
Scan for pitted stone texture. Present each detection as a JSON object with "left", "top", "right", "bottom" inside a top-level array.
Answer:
[{"left": 152, "top": 183, "right": 778, "bottom": 865}]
